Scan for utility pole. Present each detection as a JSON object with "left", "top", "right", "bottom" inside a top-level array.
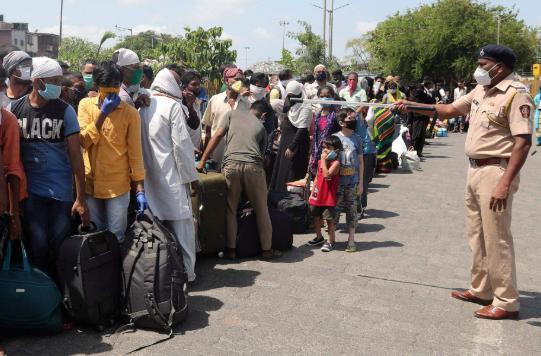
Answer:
[
  {"left": 496, "top": 15, "right": 501, "bottom": 45},
  {"left": 115, "top": 25, "right": 133, "bottom": 46},
  {"left": 312, "top": 1, "right": 327, "bottom": 60},
  {"left": 59, "top": 0, "right": 63, "bottom": 47},
  {"left": 328, "top": 1, "right": 349, "bottom": 60},
  {"left": 323, "top": 0, "right": 327, "bottom": 54},
  {"left": 279, "top": 20, "right": 289, "bottom": 54},
  {"left": 244, "top": 46, "right": 250, "bottom": 68}
]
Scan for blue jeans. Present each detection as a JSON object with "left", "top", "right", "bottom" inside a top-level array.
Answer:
[
  {"left": 86, "top": 192, "right": 130, "bottom": 242},
  {"left": 24, "top": 194, "right": 73, "bottom": 273}
]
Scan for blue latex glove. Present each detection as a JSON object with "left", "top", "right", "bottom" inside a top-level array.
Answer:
[
  {"left": 136, "top": 191, "right": 148, "bottom": 217},
  {"left": 101, "top": 93, "right": 121, "bottom": 116}
]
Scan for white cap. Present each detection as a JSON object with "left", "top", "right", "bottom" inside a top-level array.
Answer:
[
  {"left": 114, "top": 48, "right": 140, "bottom": 66},
  {"left": 31, "top": 57, "right": 62, "bottom": 79}
]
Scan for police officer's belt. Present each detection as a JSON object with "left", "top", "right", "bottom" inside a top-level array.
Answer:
[{"left": 468, "top": 157, "right": 507, "bottom": 167}]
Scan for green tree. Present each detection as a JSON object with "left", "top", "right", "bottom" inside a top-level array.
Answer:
[
  {"left": 344, "top": 37, "right": 370, "bottom": 72},
  {"left": 97, "top": 31, "right": 116, "bottom": 57},
  {"left": 278, "top": 48, "right": 295, "bottom": 70},
  {"left": 166, "top": 26, "right": 236, "bottom": 80},
  {"left": 363, "top": 0, "right": 538, "bottom": 82},
  {"left": 58, "top": 37, "right": 98, "bottom": 69},
  {"left": 58, "top": 36, "right": 116, "bottom": 70},
  {"left": 114, "top": 30, "right": 175, "bottom": 61},
  {"left": 288, "top": 21, "right": 326, "bottom": 74}
]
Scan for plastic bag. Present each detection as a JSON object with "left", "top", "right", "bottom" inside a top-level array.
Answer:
[{"left": 401, "top": 148, "right": 421, "bottom": 171}]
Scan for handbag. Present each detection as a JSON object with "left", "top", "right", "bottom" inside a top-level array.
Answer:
[{"left": 0, "top": 241, "right": 63, "bottom": 334}]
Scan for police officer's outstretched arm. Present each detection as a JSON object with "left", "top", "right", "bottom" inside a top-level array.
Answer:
[{"left": 394, "top": 99, "right": 465, "bottom": 120}]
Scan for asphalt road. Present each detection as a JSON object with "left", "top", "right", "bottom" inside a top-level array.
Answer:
[{"left": 4, "top": 133, "right": 541, "bottom": 355}]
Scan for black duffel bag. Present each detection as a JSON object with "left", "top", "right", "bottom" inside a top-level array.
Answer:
[{"left": 268, "top": 191, "right": 309, "bottom": 234}]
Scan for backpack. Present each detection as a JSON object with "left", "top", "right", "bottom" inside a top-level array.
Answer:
[{"left": 120, "top": 209, "right": 188, "bottom": 333}]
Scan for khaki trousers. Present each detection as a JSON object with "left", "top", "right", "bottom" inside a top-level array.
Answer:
[
  {"left": 465, "top": 162, "right": 520, "bottom": 311},
  {"left": 223, "top": 162, "right": 272, "bottom": 251}
]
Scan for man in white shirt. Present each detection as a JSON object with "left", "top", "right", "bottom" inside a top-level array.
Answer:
[
  {"left": 452, "top": 81, "right": 468, "bottom": 132},
  {"left": 305, "top": 64, "right": 337, "bottom": 112},
  {"left": 139, "top": 68, "right": 199, "bottom": 282}
]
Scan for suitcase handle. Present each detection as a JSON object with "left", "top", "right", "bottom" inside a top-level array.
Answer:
[
  {"left": 77, "top": 222, "right": 98, "bottom": 234},
  {"left": 2, "top": 240, "right": 31, "bottom": 272}
]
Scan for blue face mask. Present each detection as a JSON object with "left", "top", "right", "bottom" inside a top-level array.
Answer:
[
  {"left": 326, "top": 150, "right": 338, "bottom": 161},
  {"left": 38, "top": 82, "right": 61, "bottom": 100},
  {"left": 320, "top": 97, "right": 333, "bottom": 107}
]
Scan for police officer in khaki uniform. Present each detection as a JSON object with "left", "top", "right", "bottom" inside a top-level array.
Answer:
[{"left": 397, "top": 44, "right": 534, "bottom": 320}]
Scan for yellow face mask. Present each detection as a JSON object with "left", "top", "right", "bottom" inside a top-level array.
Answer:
[{"left": 98, "top": 86, "right": 120, "bottom": 102}]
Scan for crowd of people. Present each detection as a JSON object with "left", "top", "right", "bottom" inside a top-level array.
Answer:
[
  {"left": 1, "top": 42, "right": 536, "bottom": 351},
  {"left": 0, "top": 46, "right": 475, "bottom": 283}
]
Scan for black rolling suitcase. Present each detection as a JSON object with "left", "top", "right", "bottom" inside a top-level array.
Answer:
[
  {"left": 57, "top": 223, "right": 121, "bottom": 330},
  {"left": 236, "top": 205, "right": 294, "bottom": 258}
]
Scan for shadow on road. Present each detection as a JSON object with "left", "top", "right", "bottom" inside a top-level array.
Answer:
[
  {"left": 518, "top": 290, "right": 541, "bottom": 324},
  {"left": 191, "top": 258, "right": 261, "bottom": 292},
  {"left": 332, "top": 240, "right": 404, "bottom": 252},
  {"left": 364, "top": 209, "right": 400, "bottom": 219},
  {"left": 369, "top": 183, "right": 390, "bottom": 189},
  {"left": 175, "top": 295, "right": 223, "bottom": 333},
  {"left": 355, "top": 274, "right": 541, "bottom": 325},
  {"left": 423, "top": 155, "right": 451, "bottom": 159}
]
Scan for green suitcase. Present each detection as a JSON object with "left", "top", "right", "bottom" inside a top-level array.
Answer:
[{"left": 192, "top": 172, "right": 227, "bottom": 255}]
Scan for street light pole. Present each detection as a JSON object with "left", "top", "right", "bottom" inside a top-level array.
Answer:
[
  {"left": 328, "top": 2, "right": 349, "bottom": 60},
  {"left": 115, "top": 25, "right": 133, "bottom": 46},
  {"left": 244, "top": 46, "right": 250, "bottom": 68},
  {"left": 279, "top": 20, "right": 290, "bottom": 54},
  {"left": 497, "top": 15, "right": 501, "bottom": 45},
  {"left": 59, "top": 0, "right": 63, "bottom": 47},
  {"left": 323, "top": 0, "right": 327, "bottom": 56}
]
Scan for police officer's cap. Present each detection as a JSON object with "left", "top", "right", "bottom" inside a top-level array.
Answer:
[{"left": 478, "top": 44, "right": 517, "bottom": 69}]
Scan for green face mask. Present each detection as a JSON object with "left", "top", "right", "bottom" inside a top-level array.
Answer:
[
  {"left": 83, "top": 74, "right": 93, "bottom": 90},
  {"left": 129, "top": 67, "right": 143, "bottom": 86}
]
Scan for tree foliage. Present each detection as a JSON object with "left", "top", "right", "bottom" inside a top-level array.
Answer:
[
  {"left": 58, "top": 27, "right": 236, "bottom": 80},
  {"left": 278, "top": 48, "right": 295, "bottom": 70},
  {"left": 58, "top": 37, "right": 114, "bottom": 69},
  {"left": 364, "top": 0, "right": 539, "bottom": 82},
  {"left": 178, "top": 26, "right": 237, "bottom": 81},
  {"left": 97, "top": 31, "right": 116, "bottom": 57},
  {"left": 287, "top": 21, "right": 327, "bottom": 74}
]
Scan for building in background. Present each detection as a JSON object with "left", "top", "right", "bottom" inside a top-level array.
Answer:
[{"left": 0, "top": 15, "right": 59, "bottom": 57}]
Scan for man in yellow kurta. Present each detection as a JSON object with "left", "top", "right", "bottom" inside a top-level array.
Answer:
[{"left": 77, "top": 61, "right": 145, "bottom": 242}]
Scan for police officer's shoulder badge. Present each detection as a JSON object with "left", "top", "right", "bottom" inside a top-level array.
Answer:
[{"left": 519, "top": 105, "right": 531, "bottom": 118}]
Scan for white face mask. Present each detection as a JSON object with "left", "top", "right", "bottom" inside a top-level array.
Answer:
[
  {"left": 250, "top": 85, "right": 266, "bottom": 100},
  {"left": 281, "top": 79, "right": 290, "bottom": 87},
  {"left": 17, "top": 66, "right": 32, "bottom": 81},
  {"left": 127, "top": 83, "right": 140, "bottom": 94},
  {"left": 474, "top": 64, "right": 498, "bottom": 86}
]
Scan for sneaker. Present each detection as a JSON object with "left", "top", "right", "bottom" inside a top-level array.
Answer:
[
  {"left": 345, "top": 243, "right": 357, "bottom": 253},
  {"left": 321, "top": 241, "right": 334, "bottom": 252},
  {"left": 307, "top": 236, "right": 325, "bottom": 246}
]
